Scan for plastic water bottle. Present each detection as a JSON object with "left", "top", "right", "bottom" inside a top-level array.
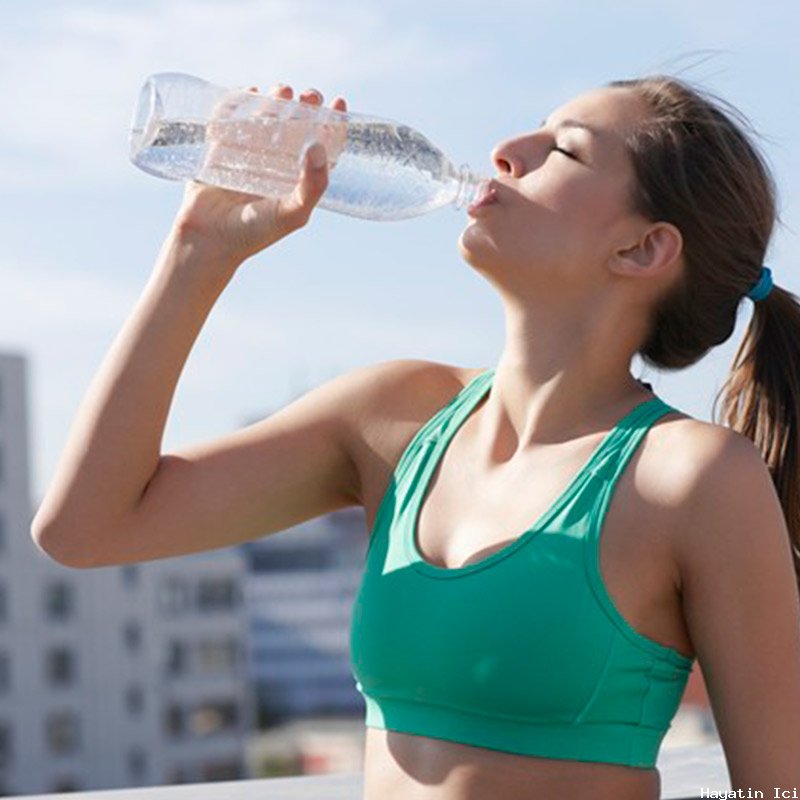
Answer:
[{"left": 129, "top": 72, "right": 490, "bottom": 222}]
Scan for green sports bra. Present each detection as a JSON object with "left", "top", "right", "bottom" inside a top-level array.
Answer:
[{"left": 349, "top": 367, "right": 695, "bottom": 769}]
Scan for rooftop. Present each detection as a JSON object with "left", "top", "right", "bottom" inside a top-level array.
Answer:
[{"left": 18, "top": 742, "right": 728, "bottom": 800}]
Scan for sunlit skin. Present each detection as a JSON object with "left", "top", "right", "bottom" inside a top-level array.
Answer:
[
  {"left": 458, "top": 86, "right": 685, "bottom": 461},
  {"left": 33, "top": 81, "right": 695, "bottom": 799},
  {"left": 72, "top": 55, "right": 800, "bottom": 790},
  {"left": 360, "top": 88, "right": 692, "bottom": 800}
]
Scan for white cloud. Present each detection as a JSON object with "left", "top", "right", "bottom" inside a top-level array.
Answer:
[
  {"left": 0, "top": 259, "right": 136, "bottom": 337},
  {"left": 0, "top": 0, "right": 483, "bottom": 191}
]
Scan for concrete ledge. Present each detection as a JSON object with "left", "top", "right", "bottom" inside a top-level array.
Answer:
[
  {"left": 659, "top": 742, "right": 729, "bottom": 799},
  {"left": 16, "top": 742, "right": 728, "bottom": 799}
]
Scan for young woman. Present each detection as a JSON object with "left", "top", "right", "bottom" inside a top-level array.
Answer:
[{"left": 32, "top": 77, "right": 800, "bottom": 798}]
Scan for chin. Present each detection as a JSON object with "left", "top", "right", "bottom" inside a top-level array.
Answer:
[
  {"left": 457, "top": 232, "right": 480, "bottom": 270},
  {"left": 458, "top": 221, "right": 487, "bottom": 257},
  {"left": 457, "top": 229, "right": 503, "bottom": 278}
]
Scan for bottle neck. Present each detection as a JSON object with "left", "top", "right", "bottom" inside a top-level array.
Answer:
[{"left": 454, "top": 164, "right": 490, "bottom": 209}]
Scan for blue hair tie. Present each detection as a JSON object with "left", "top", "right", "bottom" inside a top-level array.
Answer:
[{"left": 747, "top": 266, "right": 773, "bottom": 302}]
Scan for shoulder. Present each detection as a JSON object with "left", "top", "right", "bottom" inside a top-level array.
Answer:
[
  {"left": 643, "top": 413, "right": 785, "bottom": 584},
  {"left": 656, "top": 415, "right": 772, "bottom": 506},
  {"left": 639, "top": 410, "right": 759, "bottom": 511},
  {"left": 677, "top": 421, "right": 783, "bottom": 550},
  {"left": 369, "top": 357, "right": 477, "bottom": 399},
  {"left": 336, "top": 358, "right": 478, "bottom": 428},
  {"left": 335, "top": 359, "right": 484, "bottom": 499}
]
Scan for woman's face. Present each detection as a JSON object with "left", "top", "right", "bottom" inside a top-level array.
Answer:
[{"left": 458, "top": 86, "right": 652, "bottom": 296}]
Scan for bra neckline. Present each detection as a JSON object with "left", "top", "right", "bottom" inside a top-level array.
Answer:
[{"left": 405, "top": 368, "right": 672, "bottom": 578}]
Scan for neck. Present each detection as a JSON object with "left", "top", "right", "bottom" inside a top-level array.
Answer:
[{"left": 478, "top": 298, "right": 653, "bottom": 462}]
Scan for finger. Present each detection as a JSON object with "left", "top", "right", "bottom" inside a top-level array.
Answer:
[
  {"left": 277, "top": 142, "right": 329, "bottom": 229},
  {"left": 299, "top": 88, "right": 323, "bottom": 105},
  {"left": 269, "top": 83, "right": 294, "bottom": 100}
]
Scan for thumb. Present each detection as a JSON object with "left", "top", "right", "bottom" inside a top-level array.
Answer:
[{"left": 279, "top": 142, "right": 330, "bottom": 228}]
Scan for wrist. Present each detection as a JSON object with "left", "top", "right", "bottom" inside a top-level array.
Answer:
[
  {"left": 143, "top": 226, "right": 243, "bottom": 314},
  {"left": 161, "top": 219, "right": 244, "bottom": 280}
]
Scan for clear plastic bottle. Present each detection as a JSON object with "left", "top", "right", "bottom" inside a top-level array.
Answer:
[{"left": 129, "top": 72, "right": 490, "bottom": 222}]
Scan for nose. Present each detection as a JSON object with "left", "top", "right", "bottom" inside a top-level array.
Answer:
[{"left": 491, "top": 140, "right": 525, "bottom": 178}]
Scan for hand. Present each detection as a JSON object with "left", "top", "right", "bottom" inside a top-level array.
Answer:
[{"left": 172, "top": 84, "right": 348, "bottom": 264}]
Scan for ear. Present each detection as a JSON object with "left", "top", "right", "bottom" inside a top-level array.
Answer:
[{"left": 612, "top": 221, "right": 683, "bottom": 278}]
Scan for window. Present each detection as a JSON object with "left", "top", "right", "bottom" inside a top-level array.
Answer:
[
  {"left": 123, "top": 620, "right": 142, "bottom": 652},
  {"left": 45, "top": 581, "right": 75, "bottom": 622},
  {"left": 0, "top": 723, "right": 11, "bottom": 767},
  {"left": 196, "top": 578, "right": 239, "bottom": 612},
  {"left": 197, "top": 638, "right": 239, "bottom": 673},
  {"left": 165, "top": 640, "right": 188, "bottom": 677},
  {"left": 120, "top": 565, "right": 140, "bottom": 588},
  {"left": 189, "top": 699, "right": 239, "bottom": 736},
  {"left": 46, "top": 647, "right": 76, "bottom": 687},
  {"left": 127, "top": 747, "right": 148, "bottom": 780},
  {"left": 158, "top": 577, "right": 190, "bottom": 616},
  {"left": 125, "top": 684, "right": 145, "bottom": 715},
  {"left": 45, "top": 711, "right": 80, "bottom": 755},
  {"left": 0, "top": 653, "right": 10, "bottom": 693},
  {"left": 164, "top": 704, "right": 185, "bottom": 738}
]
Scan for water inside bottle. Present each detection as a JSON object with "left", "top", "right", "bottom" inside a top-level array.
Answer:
[
  {"left": 132, "top": 112, "right": 486, "bottom": 219},
  {"left": 132, "top": 113, "right": 348, "bottom": 196},
  {"left": 131, "top": 120, "right": 206, "bottom": 180},
  {"left": 323, "top": 121, "right": 466, "bottom": 218}
]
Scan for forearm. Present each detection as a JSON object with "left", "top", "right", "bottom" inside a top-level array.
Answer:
[{"left": 32, "top": 226, "right": 241, "bottom": 555}]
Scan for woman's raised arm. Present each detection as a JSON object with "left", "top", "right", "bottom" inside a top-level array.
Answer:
[{"left": 31, "top": 83, "right": 364, "bottom": 567}]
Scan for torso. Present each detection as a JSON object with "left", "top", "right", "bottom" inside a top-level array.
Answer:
[{"left": 351, "top": 362, "right": 709, "bottom": 800}]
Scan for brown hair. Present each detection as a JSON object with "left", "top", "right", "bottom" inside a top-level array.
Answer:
[{"left": 608, "top": 75, "right": 800, "bottom": 595}]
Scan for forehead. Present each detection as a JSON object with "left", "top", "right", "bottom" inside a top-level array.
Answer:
[{"left": 548, "top": 87, "right": 648, "bottom": 140}]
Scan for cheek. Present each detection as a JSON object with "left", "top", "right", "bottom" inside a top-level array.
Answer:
[
  {"left": 548, "top": 180, "right": 630, "bottom": 240},
  {"left": 459, "top": 176, "right": 629, "bottom": 266}
]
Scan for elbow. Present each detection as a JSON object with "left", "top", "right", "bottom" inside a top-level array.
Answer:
[{"left": 30, "top": 513, "right": 96, "bottom": 569}]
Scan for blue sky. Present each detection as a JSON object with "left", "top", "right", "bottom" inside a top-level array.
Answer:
[{"left": 3, "top": 0, "right": 798, "bottom": 504}]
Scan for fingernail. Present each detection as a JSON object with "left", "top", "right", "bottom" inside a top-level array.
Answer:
[{"left": 307, "top": 143, "right": 326, "bottom": 169}]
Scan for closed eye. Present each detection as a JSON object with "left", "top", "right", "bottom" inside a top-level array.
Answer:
[{"left": 552, "top": 146, "right": 578, "bottom": 160}]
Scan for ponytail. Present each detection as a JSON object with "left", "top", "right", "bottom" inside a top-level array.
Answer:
[{"left": 714, "top": 284, "right": 800, "bottom": 597}]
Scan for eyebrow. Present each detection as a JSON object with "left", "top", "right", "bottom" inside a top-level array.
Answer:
[{"left": 539, "top": 117, "right": 603, "bottom": 138}]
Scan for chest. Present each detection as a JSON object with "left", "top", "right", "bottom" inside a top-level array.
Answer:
[{"left": 360, "top": 409, "right": 695, "bottom": 661}]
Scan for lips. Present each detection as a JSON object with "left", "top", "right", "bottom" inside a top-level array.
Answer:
[{"left": 467, "top": 182, "right": 499, "bottom": 216}]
